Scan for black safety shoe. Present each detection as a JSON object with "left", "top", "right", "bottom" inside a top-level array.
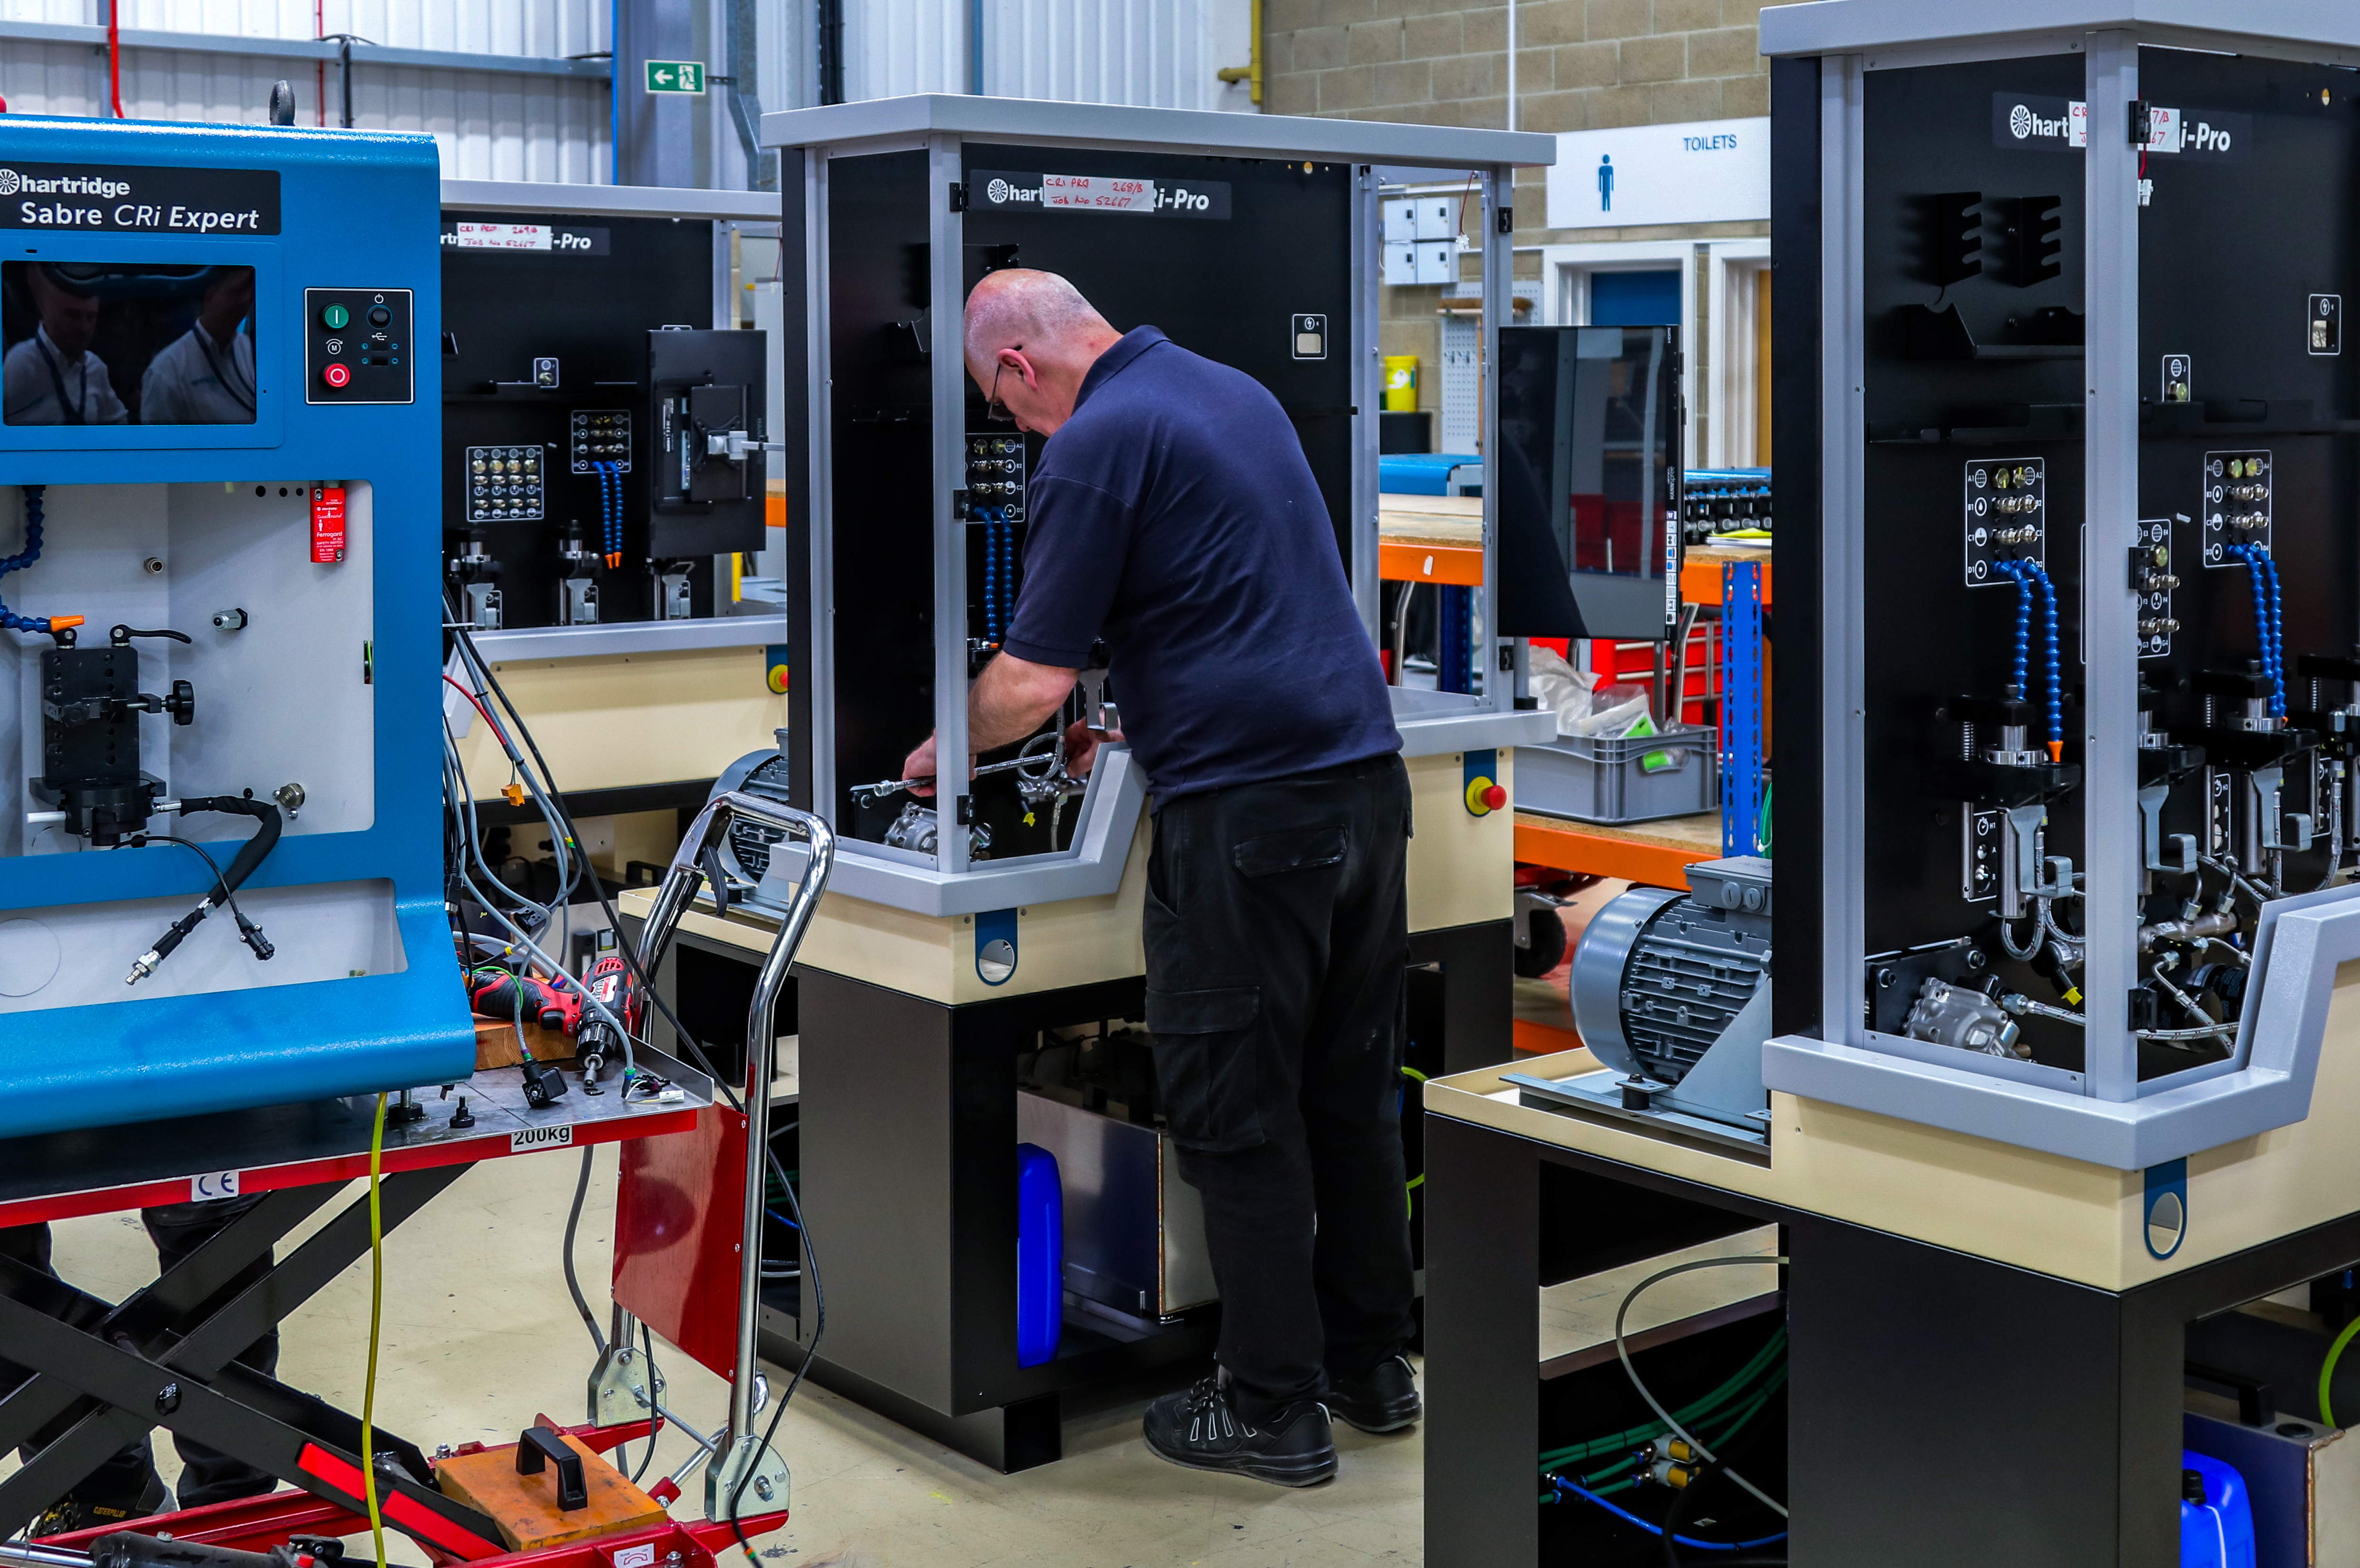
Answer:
[
  {"left": 1325, "top": 1353, "right": 1422, "bottom": 1433},
  {"left": 31, "top": 1473, "right": 172, "bottom": 1539},
  {"left": 1143, "top": 1374, "right": 1337, "bottom": 1487}
]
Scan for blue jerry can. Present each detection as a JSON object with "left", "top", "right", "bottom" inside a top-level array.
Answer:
[
  {"left": 2181, "top": 1449, "right": 2257, "bottom": 1568},
  {"left": 1016, "top": 1143, "right": 1064, "bottom": 1367}
]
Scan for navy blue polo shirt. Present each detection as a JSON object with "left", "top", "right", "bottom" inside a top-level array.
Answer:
[{"left": 1000, "top": 327, "right": 1401, "bottom": 802}]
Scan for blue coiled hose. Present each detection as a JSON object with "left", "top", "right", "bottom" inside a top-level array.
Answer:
[
  {"left": 1995, "top": 557, "right": 2062, "bottom": 752},
  {"left": 2227, "top": 543, "right": 2286, "bottom": 716},
  {"left": 0, "top": 485, "right": 57, "bottom": 635}
]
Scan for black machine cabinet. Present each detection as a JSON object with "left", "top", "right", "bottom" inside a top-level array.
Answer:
[
  {"left": 1779, "top": 43, "right": 2360, "bottom": 1109},
  {"left": 441, "top": 211, "right": 766, "bottom": 629},
  {"left": 799, "top": 144, "right": 1353, "bottom": 846}
]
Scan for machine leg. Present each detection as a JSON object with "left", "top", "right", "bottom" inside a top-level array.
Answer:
[
  {"left": 1411, "top": 919, "right": 1515, "bottom": 1074},
  {"left": 1784, "top": 1218, "right": 2136, "bottom": 1567},
  {"left": 1422, "top": 1113, "right": 1540, "bottom": 1568}
]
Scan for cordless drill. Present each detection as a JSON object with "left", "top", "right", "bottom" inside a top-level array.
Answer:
[{"left": 573, "top": 951, "right": 642, "bottom": 1093}]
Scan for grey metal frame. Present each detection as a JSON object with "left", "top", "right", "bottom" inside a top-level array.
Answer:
[
  {"left": 634, "top": 789, "right": 834, "bottom": 1512},
  {"left": 764, "top": 98, "right": 1553, "bottom": 917},
  {"left": 1759, "top": 2, "right": 2360, "bottom": 1168}
]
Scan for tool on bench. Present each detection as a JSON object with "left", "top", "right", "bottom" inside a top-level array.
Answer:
[
  {"left": 572, "top": 952, "right": 642, "bottom": 1094},
  {"left": 465, "top": 966, "right": 579, "bottom": 1106}
]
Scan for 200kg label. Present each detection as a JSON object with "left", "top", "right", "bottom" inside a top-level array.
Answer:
[{"left": 511, "top": 1123, "right": 574, "bottom": 1152}]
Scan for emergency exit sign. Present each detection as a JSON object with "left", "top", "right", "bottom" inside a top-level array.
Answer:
[{"left": 644, "top": 60, "right": 706, "bottom": 94}]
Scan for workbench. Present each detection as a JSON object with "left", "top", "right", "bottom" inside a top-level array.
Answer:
[
  {"left": 0, "top": 1054, "right": 724, "bottom": 1554},
  {"left": 1377, "top": 494, "right": 1484, "bottom": 587},
  {"left": 1421, "top": 1050, "right": 2360, "bottom": 1567},
  {"left": 1512, "top": 808, "right": 1721, "bottom": 889}
]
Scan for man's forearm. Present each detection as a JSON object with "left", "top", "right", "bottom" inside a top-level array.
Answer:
[{"left": 968, "top": 651, "right": 1079, "bottom": 753}]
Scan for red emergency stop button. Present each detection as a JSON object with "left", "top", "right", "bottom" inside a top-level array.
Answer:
[
  {"left": 1464, "top": 775, "right": 1507, "bottom": 816},
  {"left": 323, "top": 362, "right": 351, "bottom": 389}
]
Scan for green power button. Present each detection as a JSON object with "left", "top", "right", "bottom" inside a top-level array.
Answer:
[{"left": 321, "top": 303, "right": 350, "bottom": 329}]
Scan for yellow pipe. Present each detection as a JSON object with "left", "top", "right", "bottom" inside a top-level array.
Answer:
[{"left": 1215, "top": 0, "right": 1263, "bottom": 105}]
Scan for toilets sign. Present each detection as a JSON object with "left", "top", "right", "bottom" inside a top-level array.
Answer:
[{"left": 1546, "top": 117, "right": 1768, "bottom": 231}]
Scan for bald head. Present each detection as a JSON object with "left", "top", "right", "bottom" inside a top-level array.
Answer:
[
  {"left": 963, "top": 269, "right": 1124, "bottom": 437},
  {"left": 965, "top": 269, "right": 1112, "bottom": 361}
]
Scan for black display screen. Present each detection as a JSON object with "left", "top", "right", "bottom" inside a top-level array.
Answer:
[
  {"left": 1, "top": 261, "right": 257, "bottom": 425},
  {"left": 1496, "top": 324, "right": 1682, "bottom": 641}
]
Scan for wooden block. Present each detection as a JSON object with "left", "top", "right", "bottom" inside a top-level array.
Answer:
[
  {"left": 434, "top": 1433, "right": 670, "bottom": 1553},
  {"left": 473, "top": 1017, "right": 574, "bottom": 1071}
]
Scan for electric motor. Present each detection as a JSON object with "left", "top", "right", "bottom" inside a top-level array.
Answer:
[
  {"left": 1570, "top": 857, "right": 1773, "bottom": 1088},
  {"left": 711, "top": 730, "right": 794, "bottom": 888}
]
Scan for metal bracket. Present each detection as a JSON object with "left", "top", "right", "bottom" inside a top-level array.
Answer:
[
  {"left": 588, "top": 1342, "right": 664, "bottom": 1427},
  {"left": 1999, "top": 803, "right": 2047, "bottom": 918},
  {"left": 705, "top": 1433, "right": 791, "bottom": 1521}
]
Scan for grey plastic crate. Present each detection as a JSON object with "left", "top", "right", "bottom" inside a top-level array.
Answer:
[{"left": 1515, "top": 725, "right": 1721, "bottom": 824}]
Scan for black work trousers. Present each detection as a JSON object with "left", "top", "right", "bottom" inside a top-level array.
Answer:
[
  {"left": 1144, "top": 752, "right": 1417, "bottom": 1421},
  {"left": 0, "top": 1198, "right": 281, "bottom": 1508}
]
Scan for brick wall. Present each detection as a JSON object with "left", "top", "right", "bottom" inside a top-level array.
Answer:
[
  {"left": 1278, "top": 0, "right": 1797, "bottom": 435},
  {"left": 1265, "top": 0, "right": 1778, "bottom": 141}
]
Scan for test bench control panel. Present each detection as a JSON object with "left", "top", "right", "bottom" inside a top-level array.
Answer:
[{"left": 0, "top": 117, "right": 473, "bottom": 1140}]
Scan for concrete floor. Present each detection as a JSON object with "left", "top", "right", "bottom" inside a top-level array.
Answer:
[{"left": 7, "top": 1144, "right": 1426, "bottom": 1567}]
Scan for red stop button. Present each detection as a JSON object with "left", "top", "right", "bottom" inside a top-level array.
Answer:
[
  {"left": 1480, "top": 784, "right": 1508, "bottom": 811},
  {"left": 323, "top": 362, "right": 351, "bottom": 388}
]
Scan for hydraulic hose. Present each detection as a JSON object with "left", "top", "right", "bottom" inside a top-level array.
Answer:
[{"left": 126, "top": 796, "right": 283, "bottom": 982}]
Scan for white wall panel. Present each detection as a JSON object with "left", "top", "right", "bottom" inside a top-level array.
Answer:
[
  {"left": 850, "top": 0, "right": 966, "bottom": 101},
  {"left": 979, "top": 0, "right": 1244, "bottom": 112},
  {"left": 0, "top": 0, "right": 610, "bottom": 181}
]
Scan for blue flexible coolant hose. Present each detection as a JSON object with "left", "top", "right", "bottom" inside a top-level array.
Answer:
[
  {"left": 2229, "top": 544, "right": 2286, "bottom": 716},
  {"left": 2001, "top": 559, "right": 2033, "bottom": 697},
  {"left": 0, "top": 485, "right": 56, "bottom": 635},
  {"left": 1548, "top": 1477, "right": 1788, "bottom": 1552}
]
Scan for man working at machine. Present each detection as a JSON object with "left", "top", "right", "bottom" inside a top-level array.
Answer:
[{"left": 899, "top": 269, "right": 1416, "bottom": 1487}]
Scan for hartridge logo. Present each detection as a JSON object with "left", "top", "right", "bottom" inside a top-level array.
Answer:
[
  {"left": 2008, "top": 103, "right": 2069, "bottom": 140},
  {"left": 0, "top": 169, "right": 133, "bottom": 198},
  {"left": 985, "top": 177, "right": 1036, "bottom": 205}
]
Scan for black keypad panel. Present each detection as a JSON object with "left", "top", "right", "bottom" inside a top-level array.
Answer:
[{"left": 305, "top": 287, "right": 413, "bottom": 405}]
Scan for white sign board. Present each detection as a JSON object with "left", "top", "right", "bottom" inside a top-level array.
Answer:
[
  {"left": 1546, "top": 118, "right": 1770, "bottom": 232},
  {"left": 1041, "top": 173, "right": 1157, "bottom": 213},
  {"left": 448, "top": 221, "right": 554, "bottom": 251}
]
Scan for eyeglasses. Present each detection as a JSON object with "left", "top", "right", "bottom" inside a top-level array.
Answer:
[{"left": 985, "top": 353, "right": 1018, "bottom": 422}]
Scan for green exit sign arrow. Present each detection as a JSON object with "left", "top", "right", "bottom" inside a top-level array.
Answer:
[{"left": 644, "top": 60, "right": 706, "bottom": 94}]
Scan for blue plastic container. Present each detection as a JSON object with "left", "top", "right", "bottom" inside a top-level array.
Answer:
[
  {"left": 1016, "top": 1143, "right": 1064, "bottom": 1367},
  {"left": 2181, "top": 1449, "right": 2257, "bottom": 1568},
  {"left": 1379, "top": 452, "right": 1481, "bottom": 496}
]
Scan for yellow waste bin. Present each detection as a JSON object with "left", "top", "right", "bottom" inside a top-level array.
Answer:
[{"left": 1382, "top": 355, "right": 1418, "bottom": 412}]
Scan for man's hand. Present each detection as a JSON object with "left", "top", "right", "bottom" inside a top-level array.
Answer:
[
  {"left": 900, "top": 651, "right": 1081, "bottom": 802},
  {"left": 900, "top": 734, "right": 941, "bottom": 798},
  {"left": 1062, "top": 718, "right": 1125, "bottom": 780}
]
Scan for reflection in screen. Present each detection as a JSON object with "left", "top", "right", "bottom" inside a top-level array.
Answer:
[
  {"left": 1496, "top": 325, "right": 1677, "bottom": 642},
  {"left": 1, "top": 263, "right": 257, "bottom": 426}
]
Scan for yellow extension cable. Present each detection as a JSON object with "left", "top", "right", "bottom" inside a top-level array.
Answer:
[{"left": 363, "top": 1092, "right": 388, "bottom": 1568}]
